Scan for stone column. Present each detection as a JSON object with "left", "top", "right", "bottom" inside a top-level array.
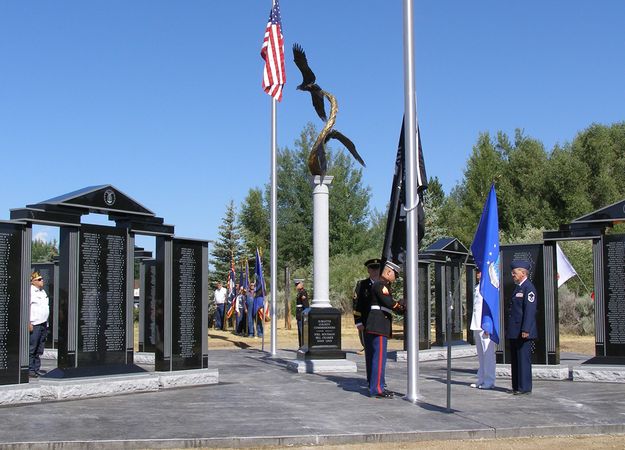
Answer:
[
  {"left": 295, "top": 175, "right": 354, "bottom": 369},
  {"left": 311, "top": 175, "right": 333, "bottom": 308}
]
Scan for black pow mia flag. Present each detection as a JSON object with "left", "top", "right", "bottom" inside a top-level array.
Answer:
[{"left": 381, "top": 117, "right": 428, "bottom": 269}]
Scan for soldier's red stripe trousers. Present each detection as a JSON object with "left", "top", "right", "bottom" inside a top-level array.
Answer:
[{"left": 366, "top": 332, "right": 388, "bottom": 395}]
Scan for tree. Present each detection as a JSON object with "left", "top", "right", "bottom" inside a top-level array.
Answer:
[
  {"left": 327, "top": 150, "right": 371, "bottom": 256},
  {"left": 209, "top": 201, "right": 242, "bottom": 286},
  {"left": 239, "top": 187, "right": 270, "bottom": 259},
  {"left": 421, "top": 176, "right": 447, "bottom": 248},
  {"left": 570, "top": 122, "right": 625, "bottom": 210},
  {"left": 32, "top": 239, "right": 58, "bottom": 262}
]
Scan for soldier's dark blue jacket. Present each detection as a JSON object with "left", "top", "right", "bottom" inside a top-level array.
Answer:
[
  {"left": 365, "top": 280, "right": 403, "bottom": 337},
  {"left": 353, "top": 278, "right": 373, "bottom": 328},
  {"left": 506, "top": 278, "right": 538, "bottom": 339}
]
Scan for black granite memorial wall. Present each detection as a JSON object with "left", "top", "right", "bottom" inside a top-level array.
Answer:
[
  {"left": 0, "top": 222, "right": 26, "bottom": 385},
  {"left": 602, "top": 233, "right": 625, "bottom": 358},
  {"left": 139, "top": 259, "right": 157, "bottom": 353},
  {"left": 57, "top": 224, "right": 135, "bottom": 374},
  {"left": 170, "top": 239, "right": 204, "bottom": 369},
  {"left": 155, "top": 237, "right": 208, "bottom": 371},
  {"left": 418, "top": 263, "right": 431, "bottom": 350},
  {"left": 434, "top": 263, "right": 464, "bottom": 345}
]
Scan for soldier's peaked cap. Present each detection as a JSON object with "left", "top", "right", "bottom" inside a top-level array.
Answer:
[
  {"left": 384, "top": 260, "right": 401, "bottom": 274},
  {"left": 364, "top": 258, "right": 381, "bottom": 269},
  {"left": 511, "top": 260, "right": 531, "bottom": 270}
]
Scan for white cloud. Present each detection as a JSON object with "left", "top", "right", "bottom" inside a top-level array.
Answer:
[{"left": 34, "top": 231, "right": 49, "bottom": 242}]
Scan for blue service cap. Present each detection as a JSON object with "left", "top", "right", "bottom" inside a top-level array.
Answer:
[{"left": 511, "top": 260, "right": 531, "bottom": 270}]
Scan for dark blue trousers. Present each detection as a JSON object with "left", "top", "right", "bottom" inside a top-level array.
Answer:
[
  {"left": 29, "top": 323, "right": 47, "bottom": 373},
  {"left": 366, "top": 333, "right": 388, "bottom": 396},
  {"left": 364, "top": 330, "right": 374, "bottom": 383},
  {"left": 297, "top": 318, "right": 304, "bottom": 347},
  {"left": 510, "top": 338, "right": 533, "bottom": 393},
  {"left": 215, "top": 304, "right": 225, "bottom": 329}
]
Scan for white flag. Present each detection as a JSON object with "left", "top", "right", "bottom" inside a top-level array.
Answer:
[{"left": 556, "top": 244, "right": 577, "bottom": 288}]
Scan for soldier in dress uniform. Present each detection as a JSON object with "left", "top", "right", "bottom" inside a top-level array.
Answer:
[
  {"left": 353, "top": 258, "right": 381, "bottom": 382},
  {"left": 295, "top": 279, "right": 309, "bottom": 348},
  {"left": 507, "top": 260, "right": 538, "bottom": 395},
  {"left": 365, "top": 260, "right": 404, "bottom": 398}
]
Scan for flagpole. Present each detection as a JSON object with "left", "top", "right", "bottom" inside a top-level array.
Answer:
[
  {"left": 402, "top": 0, "right": 419, "bottom": 402},
  {"left": 270, "top": 93, "right": 278, "bottom": 356}
]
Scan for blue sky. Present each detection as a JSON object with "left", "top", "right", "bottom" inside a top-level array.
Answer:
[{"left": 1, "top": 1, "right": 624, "bottom": 251}]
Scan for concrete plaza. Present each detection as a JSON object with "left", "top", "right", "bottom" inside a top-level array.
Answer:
[{"left": 1, "top": 347, "right": 624, "bottom": 448}]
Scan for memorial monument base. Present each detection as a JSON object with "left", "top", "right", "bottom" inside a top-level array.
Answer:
[
  {"left": 298, "top": 308, "right": 346, "bottom": 360},
  {"left": 45, "top": 364, "right": 147, "bottom": 379}
]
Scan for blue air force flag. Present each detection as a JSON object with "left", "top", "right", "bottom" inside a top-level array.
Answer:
[{"left": 470, "top": 184, "right": 501, "bottom": 344}]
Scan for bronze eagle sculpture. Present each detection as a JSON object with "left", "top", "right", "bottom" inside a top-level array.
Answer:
[{"left": 293, "top": 43, "right": 365, "bottom": 176}]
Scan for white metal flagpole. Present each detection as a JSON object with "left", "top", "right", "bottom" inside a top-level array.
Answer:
[
  {"left": 269, "top": 0, "right": 278, "bottom": 357},
  {"left": 270, "top": 91, "right": 278, "bottom": 357},
  {"left": 403, "top": 0, "right": 420, "bottom": 402}
]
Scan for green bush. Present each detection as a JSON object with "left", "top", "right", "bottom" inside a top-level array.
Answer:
[{"left": 558, "top": 285, "right": 594, "bottom": 335}]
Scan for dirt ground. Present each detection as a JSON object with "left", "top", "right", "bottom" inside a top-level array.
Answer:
[
  {"left": 207, "top": 317, "right": 596, "bottom": 356},
  {"left": 277, "top": 434, "right": 625, "bottom": 450}
]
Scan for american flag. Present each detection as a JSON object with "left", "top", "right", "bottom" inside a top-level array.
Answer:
[{"left": 261, "top": 0, "right": 286, "bottom": 101}]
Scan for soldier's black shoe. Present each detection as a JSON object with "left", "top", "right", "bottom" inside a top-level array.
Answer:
[
  {"left": 371, "top": 391, "right": 394, "bottom": 399},
  {"left": 514, "top": 390, "right": 531, "bottom": 395}
]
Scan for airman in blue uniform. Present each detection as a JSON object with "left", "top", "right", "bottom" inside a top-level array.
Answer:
[{"left": 507, "top": 260, "right": 538, "bottom": 395}]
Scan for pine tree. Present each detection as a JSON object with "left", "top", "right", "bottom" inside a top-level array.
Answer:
[{"left": 209, "top": 201, "right": 242, "bottom": 286}]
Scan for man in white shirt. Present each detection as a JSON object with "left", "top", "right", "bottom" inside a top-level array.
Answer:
[
  {"left": 470, "top": 270, "right": 496, "bottom": 389},
  {"left": 29, "top": 271, "right": 49, "bottom": 378},
  {"left": 213, "top": 282, "right": 227, "bottom": 330}
]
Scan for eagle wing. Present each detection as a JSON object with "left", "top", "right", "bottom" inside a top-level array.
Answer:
[
  {"left": 293, "top": 43, "right": 316, "bottom": 86},
  {"left": 325, "top": 129, "right": 366, "bottom": 168}
]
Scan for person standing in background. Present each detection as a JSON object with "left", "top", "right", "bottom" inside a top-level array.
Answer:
[
  {"left": 29, "top": 271, "right": 49, "bottom": 378},
  {"left": 213, "top": 281, "right": 227, "bottom": 330},
  {"left": 470, "top": 270, "right": 496, "bottom": 390},
  {"left": 295, "top": 280, "right": 309, "bottom": 348}
]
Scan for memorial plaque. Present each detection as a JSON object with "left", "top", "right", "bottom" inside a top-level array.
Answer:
[
  {"left": 434, "top": 263, "right": 464, "bottom": 345},
  {"left": 603, "top": 234, "right": 625, "bottom": 357},
  {"left": 32, "top": 262, "right": 57, "bottom": 348},
  {"left": 140, "top": 259, "right": 157, "bottom": 353},
  {"left": 0, "top": 223, "right": 24, "bottom": 385},
  {"left": 170, "top": 239, "right": 203, "bottom": 370},
  {"left": 76, "top": 224, "right": 129, "bottom": 367},
  {"left": 300, "top": 307, "right": 346, "bottom": 359},
  {"left": 500, "top": 244, "right": 546, "bottom": 364}
]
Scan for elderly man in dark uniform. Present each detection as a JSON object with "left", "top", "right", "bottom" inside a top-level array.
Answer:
[
  {"left": 295, "top": 279, "right": 309, "bottom": 348},
  {"left": 507, "top": 260, "right": 538, "bottom": 395},
  {"left": 353, "top": 258, "right": 381, "bottom": 382},
  {"left": 365, "top": 260, "right": 404, "bottom": 398}
]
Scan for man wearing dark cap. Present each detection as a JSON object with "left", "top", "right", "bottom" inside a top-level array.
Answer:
[
  {"left": 353, "top": 258, "right": 380, "bottom": 382},
  {"left": 365, "top": 260, "right": 404, "bottom": 398},
  {"left": 507, "top": 260, "right": 538, "bottom": 395},
  {"left": 295, "top": 280, "right": 309, "bottom": 348}
]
